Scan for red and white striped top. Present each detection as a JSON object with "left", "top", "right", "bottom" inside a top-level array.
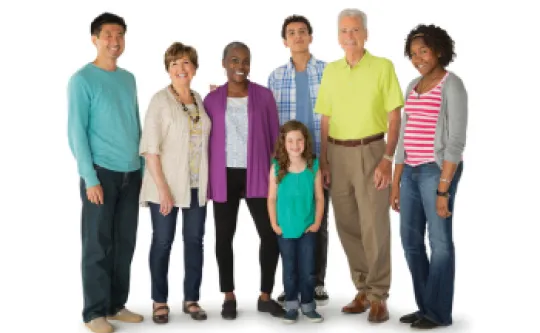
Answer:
[{"left": 403, "top": 72, "right": 449, "bottom": 166}]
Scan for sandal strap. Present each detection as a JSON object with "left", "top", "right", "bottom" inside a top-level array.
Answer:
[
  {"left": 153, "top": 305, "right": 170, "bottom": 314},
  {"left": 185, "top": 302, "right": 199, "bottom": 308},
  {"left": 185, "top": 302, "right": 205, "bottom": 312}
]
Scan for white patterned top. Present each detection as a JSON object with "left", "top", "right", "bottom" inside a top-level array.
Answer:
[
  {"left": 185, "top": 104, "right": 203, "bottom": 187},
  {"left": 225, "top": 97, "right": 248, "bottom": 168}
]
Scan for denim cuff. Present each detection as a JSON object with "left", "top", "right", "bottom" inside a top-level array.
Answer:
[
  {"left": 285, "top": 300, "right": 300, "bottom": 311},
  {"left": 300, "top": 301, "right": 316, "bottom": 313}
]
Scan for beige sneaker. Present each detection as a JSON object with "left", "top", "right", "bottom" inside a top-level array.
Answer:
[
  {"left": 107, "top": 308, "right": 144, "bottom": 323},
  {"left": 85, "top": 317, "right": 113, "bottom": 333}
]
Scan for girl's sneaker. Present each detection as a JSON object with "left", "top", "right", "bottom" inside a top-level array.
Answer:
[
  {"left": 303, "top": 310, "right": 324, "bottom": 323},
  {"left": 282, "top": 309, "right": 299, "bottom": 323}
]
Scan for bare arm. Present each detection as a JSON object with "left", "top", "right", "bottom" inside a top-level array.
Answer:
[
  {"left": 374, "top": 108, "right": 401, "bottom": 190},
  {"left": 390, "top": 163, "right": 404, "bottom": 212},
  {"left": 435, "top": 160, "right": 459, "bottom": 219},
  {"left": 320, "top": 115, "right": 330, "bottom": 165},
  {"left": 386, "top": 108, "right": 401, "bottom": 157},
  {"left": 320, "top": 115, "right": 331, "bottom": 188},
  {"left": 267, "top": 164, "right": 281, "bottom": 235},
  {"left": 313, "top": 169, "right": 324, "bottom": 227},
  {"left": 438, "top": 161, "right": 458, "bottom": 194},
  {"left": 392, "top": 163, "right": 405, "bottom": 186}
]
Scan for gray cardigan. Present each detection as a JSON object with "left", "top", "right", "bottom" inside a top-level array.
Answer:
[{"left": 395, "top": 71, "right": 468, "bottom": 167}]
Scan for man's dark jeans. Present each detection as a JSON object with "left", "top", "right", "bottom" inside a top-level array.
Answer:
[{"left": 80, "top": 165, "right": 141, "bottom": 323}]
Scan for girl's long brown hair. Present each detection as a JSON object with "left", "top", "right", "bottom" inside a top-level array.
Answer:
[{"left": 273, "top": 120, "right": 314, "bottom": 184}]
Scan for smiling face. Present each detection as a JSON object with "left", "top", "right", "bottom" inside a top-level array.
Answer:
[
  {"left": 285, "top": 129, "right": 306, "bottom": 158},
  {"left": 223, "top": 46, "right": 250, "bottom": 84},
  {"left": 409, "top": 37, "right": 441, "bottom": 76},
  {"left": 92, "top": 23, "right": 125, "bottom": 61},
  {"left": 283, "top": 22, "right": 312, "bottom": 53},
  {"left": 168, "top": 55, "right": 196, "bottom": 86},
  {"left": 338, "top": 16, "right": 367, "bottom": 54}
]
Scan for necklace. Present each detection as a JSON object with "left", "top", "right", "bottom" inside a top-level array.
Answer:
[
  {"left": 169, "top": 84, "right": 200, "bottom": 123},
  {"left": 416, "top": 72, "right": 445, "bottom": 99}
]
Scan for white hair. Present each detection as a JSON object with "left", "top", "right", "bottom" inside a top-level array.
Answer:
[{"left": 338, "top": 8, "right": 367, "bottom": 30}]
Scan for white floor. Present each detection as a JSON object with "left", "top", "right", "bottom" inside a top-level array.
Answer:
[{"left": 7, "top": 198, "right": 533, "bottom": 333}]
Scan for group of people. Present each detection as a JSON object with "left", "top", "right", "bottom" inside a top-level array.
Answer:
[{"left": 68, "top": 8, "right": 468, "bottom": 333}]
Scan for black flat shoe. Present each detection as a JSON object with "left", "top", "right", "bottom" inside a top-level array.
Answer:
[
  {"left": 257, "top": 298, "right": 285, "bottom": 318},
  {"left": 221, "top": 299, "right": 237, "bottom": 320},
  {"left": 411, "top": 317, "right": 440, "bottom": 329},
  {"left": 400, "top": 312, "right": 420, "bottom": 324}
]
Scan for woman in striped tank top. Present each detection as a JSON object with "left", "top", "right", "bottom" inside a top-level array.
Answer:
[{"left": 391, "top": 24, "right": 468, "bottom": 329}]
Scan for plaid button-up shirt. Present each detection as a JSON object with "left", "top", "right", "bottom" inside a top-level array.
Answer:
[{"left": 268, "top": 55, "right": 326, "bottom": 156}]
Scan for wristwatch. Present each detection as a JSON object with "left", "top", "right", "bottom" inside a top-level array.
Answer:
[{"left": 436, "top": 189, "right": 449, "bottom": 198}]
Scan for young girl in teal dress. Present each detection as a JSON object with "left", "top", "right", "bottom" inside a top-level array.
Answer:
[{"left": 267, "top": 120, "right": 325, "bottom": 323}]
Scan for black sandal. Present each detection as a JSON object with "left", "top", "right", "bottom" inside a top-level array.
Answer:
[
  {"left": 152, "top": 304, "right": 170, "bottom": 324},
  {"left": 183, "top": 302, "right": 207, "bottom": 321}
]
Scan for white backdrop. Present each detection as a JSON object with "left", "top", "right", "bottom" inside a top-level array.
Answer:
[{"left": 0, "top": 0, "right": 538, "bottom": 332}]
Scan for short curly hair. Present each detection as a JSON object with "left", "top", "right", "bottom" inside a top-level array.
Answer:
[{"left": 404, "top": 24, "right": 455, "bottom": 68}]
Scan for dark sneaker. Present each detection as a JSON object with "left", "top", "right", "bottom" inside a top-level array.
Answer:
[
  {"left": 257, "top": 298, "right": 285, "bottom": 318},
  {"left": 282, "top": 309, "right": 299, "bottom": 324},
  {"left": 400, "top": 312, "right": 420, "bottom": 324},
  {"left": 314, "top": 286, "right": 329, "bottom": 306},
  {"left": 277, "top": 291, "right": 286, "bottom": 305},
  {"left": 411, "top": 317, "right": 440, "bottom": 329},
  {"left": 221, "top": 299, "right": 237, "bottom": 320},
  {"left": 303, "top": 310, "right": 324, "bottom": 323}
]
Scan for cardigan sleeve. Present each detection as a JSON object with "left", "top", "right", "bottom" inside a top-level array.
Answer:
[
  {"left": 139, "top": 92, "right": 166, "bottom": 156},
  {"left": 443, "top": 74, "right": 468, "bottom": 164},
  {"left": 266, "top": 88, "right": 280, "bottom": 152}
]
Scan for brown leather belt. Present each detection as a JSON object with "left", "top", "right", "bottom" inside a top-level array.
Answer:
[{"left": 328, "top": 133, "right": 384, "bottom": 147}]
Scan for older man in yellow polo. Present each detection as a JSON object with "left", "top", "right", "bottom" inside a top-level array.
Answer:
[{"left": 315, "top": 8, "right": 403, "bottom": 323}]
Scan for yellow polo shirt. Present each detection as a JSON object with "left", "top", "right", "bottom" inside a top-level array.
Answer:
[{"left": 314, "top": 50, "right": 404, "bottom": 140}]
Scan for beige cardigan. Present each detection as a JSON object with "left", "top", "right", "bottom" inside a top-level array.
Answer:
[{"left": 139, "top": 87, "right": 211, "bottom": 208}]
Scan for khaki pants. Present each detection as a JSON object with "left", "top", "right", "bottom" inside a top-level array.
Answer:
[{"left": 328, "top": 139, "right": 391, "bottom": 301}]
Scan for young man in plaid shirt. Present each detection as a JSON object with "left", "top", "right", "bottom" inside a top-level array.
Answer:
[{"left": 267, "top": 14, "right": 329, "bottom": 306}]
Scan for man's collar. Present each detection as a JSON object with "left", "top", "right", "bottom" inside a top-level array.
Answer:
[
  {"left": 286, "top": 53, "right": 317, "bottom": 70},
  {"left": 339, "top": 49, "right": 371, "bottom": 68}
]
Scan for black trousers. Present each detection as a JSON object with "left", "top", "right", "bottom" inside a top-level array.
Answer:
[
  {"left": 314, "top": 189, "right": 330, "bottom": 286},
  {"left": 213, "top": 168, "right": 279, "bottom": 294},
  {"left": 80, "top": 165, "right": 141, "bottom": 323}
]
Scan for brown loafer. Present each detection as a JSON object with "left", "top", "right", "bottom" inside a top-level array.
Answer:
[
  {"left": 368, "top": 300, "right": 389, "bottom": 323},
  {"left": 341, "top": 292, "right": 370, "bottom": 314}
]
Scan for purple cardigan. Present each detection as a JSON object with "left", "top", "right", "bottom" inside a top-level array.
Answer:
[{"left": 203, "top": 81, "right": 280, "bottom": 203}]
